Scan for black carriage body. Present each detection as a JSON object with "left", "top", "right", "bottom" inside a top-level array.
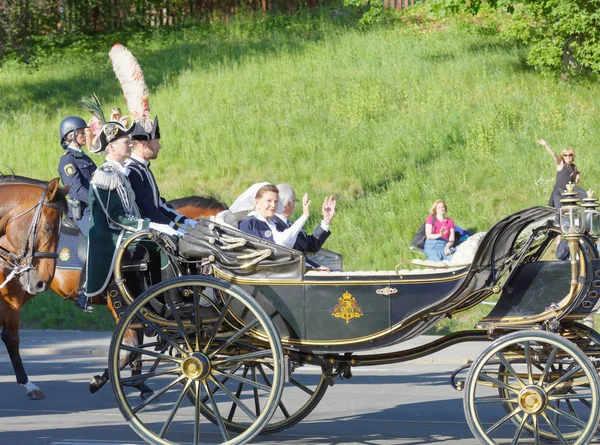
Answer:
[
  {"left": 179, "top": 217, "right": 482, "bottom": 352},
  {"left": 212, "top": 266, "right": 467, "bottom": 351},
  {"left": 178, "top": 206, "right": 600, "bottom": 354}
]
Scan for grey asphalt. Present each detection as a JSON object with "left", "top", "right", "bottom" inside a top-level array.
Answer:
[
  {"left": 6, "top": 330, "right": 489, "bottom": 364},
  {"left": 0, "top": 330, "right": 492, "bottom": 445}
]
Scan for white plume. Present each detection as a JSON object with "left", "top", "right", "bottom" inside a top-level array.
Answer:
[{"left": 109, "top": 43, "right": 150, "bottom": 122}]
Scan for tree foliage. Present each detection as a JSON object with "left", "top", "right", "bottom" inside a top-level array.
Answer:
[
  {"left": 429, "top": 0, "right": 600, "bottom": 76},
  {"left": 1, "top": 1, "right": 35, "bottom": 64},
  {"left": 343, "top": 0, "right": 384, "bottom": 24}
]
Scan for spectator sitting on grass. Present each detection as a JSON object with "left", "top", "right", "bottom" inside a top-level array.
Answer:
[{"left": 424, "top": 199, "right": 455, "bottom": 261}]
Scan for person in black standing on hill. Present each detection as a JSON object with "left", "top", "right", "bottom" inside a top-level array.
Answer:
[
  {"left": 538, "top": 138, "right": 586, "bottom": 259},
  {"left": 538, "top": 138, "right": 585, "bottom": 209}
]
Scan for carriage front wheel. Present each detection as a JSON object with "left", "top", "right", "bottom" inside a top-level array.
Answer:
[
  {"left": 463, "top": 330, "right": 600, "bottom": 445},
  {"left": 108, "top": 276, "right": 285, "bottom": 445}
]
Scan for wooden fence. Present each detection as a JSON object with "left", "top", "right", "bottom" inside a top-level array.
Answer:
[
  {"left": 383, "top": 0, "right": 418, "bottom": 9},
  {"left": 5, "top": 1, "right": 420, "bottom": 41},
  {"left": 54, "top": 0, "right": 334, "bottom": 32}
]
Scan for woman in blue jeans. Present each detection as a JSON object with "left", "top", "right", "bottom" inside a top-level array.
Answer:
[{"left": 423, "top": 199, "right": 455, "bottom": 261}]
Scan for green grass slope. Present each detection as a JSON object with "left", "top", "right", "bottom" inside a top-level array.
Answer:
[{"left": 4, "top": 6, "right": 599, "bottom": 332}]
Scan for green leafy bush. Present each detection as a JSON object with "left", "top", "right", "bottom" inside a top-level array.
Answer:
[
  {"left": 343, "top": 0, "right": 384, "bottom": 24},
  {"left": 429, "top": 0, "right": 600, "bottom": 76}
]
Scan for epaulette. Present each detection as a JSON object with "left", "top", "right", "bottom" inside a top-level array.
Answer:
[{"left": 91, "top": 163, "right": 122, "bottom": 191}]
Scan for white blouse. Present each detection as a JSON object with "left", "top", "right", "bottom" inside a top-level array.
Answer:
[{"left": 248, "top": 211, "right": 308, "bottom": 248}]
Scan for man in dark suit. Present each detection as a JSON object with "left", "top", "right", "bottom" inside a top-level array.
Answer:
[
  {"left": 124, "top": 116, "right": 197, "bottom": 290},
  {"left": 274, "top": 183, "right": 336, "bottom": 256},
  {"left": 125, "top": 116, "right": 198, "bottom": 231}
]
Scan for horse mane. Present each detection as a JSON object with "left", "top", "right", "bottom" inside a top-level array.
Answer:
[
  {"left": 0, "top": 175, "right": 68, "bottom": 215},
  {"left": 168, "top": 194, "right": 229, "bottom": 211},
  {"left": 0, "top": 175, "right": 49, "bottom": 187}
]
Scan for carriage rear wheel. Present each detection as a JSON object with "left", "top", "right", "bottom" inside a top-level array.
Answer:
[
  {"left": 199, "top": 361, "right": 329, "bottom": 434},
  {"left": 464, "top": 331, "right": 600, "bottom": 445},
  {"left": 108, "top": 276, "right": 285, "bottom": 445}
]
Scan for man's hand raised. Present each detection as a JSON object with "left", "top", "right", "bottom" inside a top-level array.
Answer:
[
  {"left": 322, "top": 196, "right": 336, "bottom": 225},
  {"left": 302, "top": 193, "right": 311, "bottom": 218}
]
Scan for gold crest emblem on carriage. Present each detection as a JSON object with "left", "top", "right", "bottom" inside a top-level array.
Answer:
[
  {"left": 332, "top": 291, "right": 363, "bottom": 324},
  {"left": 59, "top": 248, "right": 70, "bottom": 261}
]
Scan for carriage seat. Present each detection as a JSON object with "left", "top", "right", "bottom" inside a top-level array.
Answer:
[
  {"left": 209, "top": 210, "right": 344, "bottom": 271},
  {"left": 180, "top": 218, "right": 304, "bottom": 281},
  {"left": 210, "top": 210, "right": 249, "bottom": 229},
  {"left": 410, "top": 232, "right": 486, "bottom": 269}
]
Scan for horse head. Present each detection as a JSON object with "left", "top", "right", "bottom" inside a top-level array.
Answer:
[{"left": 2, "top": 178, "right": 69, "bottom": 295}]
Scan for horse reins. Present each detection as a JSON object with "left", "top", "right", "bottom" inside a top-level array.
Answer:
[{"left": 0, "top": 185, "right": 61, "bottom": 289}]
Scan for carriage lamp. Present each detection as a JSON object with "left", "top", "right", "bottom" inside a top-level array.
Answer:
[
  {"left": 559, "top": 183, "right": 585, "bottom": 240},
  {"left": 560, "top": 183, "right": 585, "bottom": 288},
  {"left": 581, "top": 189, "right": 600, "bottom": 241}
]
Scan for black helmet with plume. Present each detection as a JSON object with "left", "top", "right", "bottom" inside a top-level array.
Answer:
[{"left": 109, "top": 44, "right": 160, "bottom": 141}]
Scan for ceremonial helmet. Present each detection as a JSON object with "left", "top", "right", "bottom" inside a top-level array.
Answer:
[
  {"left": 92, "top": 121, "right": 135, "bottom": 154},
  {"left": 131, "top": 116, "right": 160, "bottom": 141},
  {"left": 59, "top": 115, "right": 88, "bottom": 147}
]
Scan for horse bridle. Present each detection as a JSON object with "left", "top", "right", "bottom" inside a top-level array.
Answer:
[{"left": 0, "top": 185, "right": 61, "bottom": 289}]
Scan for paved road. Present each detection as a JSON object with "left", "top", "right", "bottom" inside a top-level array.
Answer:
[{"left": 0, "top": 330, "right": 494, "bottom": 445}]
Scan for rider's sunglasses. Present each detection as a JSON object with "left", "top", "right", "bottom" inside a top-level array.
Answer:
[{"left": 563, "top": 154, "right": 574, "bottom": 158}]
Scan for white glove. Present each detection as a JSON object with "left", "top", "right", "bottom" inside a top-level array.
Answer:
[
  {"left": 184, "top": 218, "right": 198, "bottom": 229},
  {"left": 177, "top": 227, "right": 188, "bottom": 236},
  {"left": 149, "top": 222, "right": 182, "bottom": 237}
]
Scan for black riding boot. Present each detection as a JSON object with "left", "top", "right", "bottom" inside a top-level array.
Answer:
[
  {"left": 75, "top": 289, "right": 93, "bottom": 313},
  {"left": 74, "top": 259, "right": 93, "bottom": 313}
]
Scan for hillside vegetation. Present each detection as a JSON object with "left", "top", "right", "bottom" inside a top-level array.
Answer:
[{"left": 6, "top": 5, "right": 600, "bottom": 331}]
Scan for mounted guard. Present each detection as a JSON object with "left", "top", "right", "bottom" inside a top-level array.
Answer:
[
  {"left": 57, "top": 114, "right": 97, "bottom": 312},
  {"left": 58, "top": 115, "right": 96, "bottom": 237}
]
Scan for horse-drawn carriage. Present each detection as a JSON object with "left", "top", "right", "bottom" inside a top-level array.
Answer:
[{"left": 105, "top": 193, "right": 600, "bottom": 445}]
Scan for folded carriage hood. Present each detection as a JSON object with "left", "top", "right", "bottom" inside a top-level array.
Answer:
[
  {"left": 461, "top": 206, "right": 557, "bottom": 297},
  {"left": 179, "top": 219, "right": 305, "bottom": 281},
  {"left": 424, "top": 206, "right": 558, "bottom": 319}
]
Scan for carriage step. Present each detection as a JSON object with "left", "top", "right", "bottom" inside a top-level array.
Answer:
[{"left": 121, "top": 261, "right": 148, "bottom": 272}]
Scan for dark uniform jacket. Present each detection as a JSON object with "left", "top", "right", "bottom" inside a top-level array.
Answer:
[
  {"left": 239, "top": 216, "right": 277, "bottom": 243},
  {"left": 58, "top": 146, "right": 97, "bottom": 210},
  {"left": 273, "top": 215, "right": 330, "bottom": 254},
  {"left": 124, "top": 154, "right": 186, "bottom": 227},
  {"left": 240, "top": 215, "right": 327, "bottom": 269},
  {"left": 85, "top": 160, "right": 150, "bottom": 297},
  {"left": 58, "top": 146, "right": 97, "bottom": 237}
]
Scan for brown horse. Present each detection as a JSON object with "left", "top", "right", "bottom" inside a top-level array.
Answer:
[
  {"left": 48, "top": 195, "right": 228, "bottom": 398},
  {"left": 0, "top": 177, "right": 69, "bottom": 400}
]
